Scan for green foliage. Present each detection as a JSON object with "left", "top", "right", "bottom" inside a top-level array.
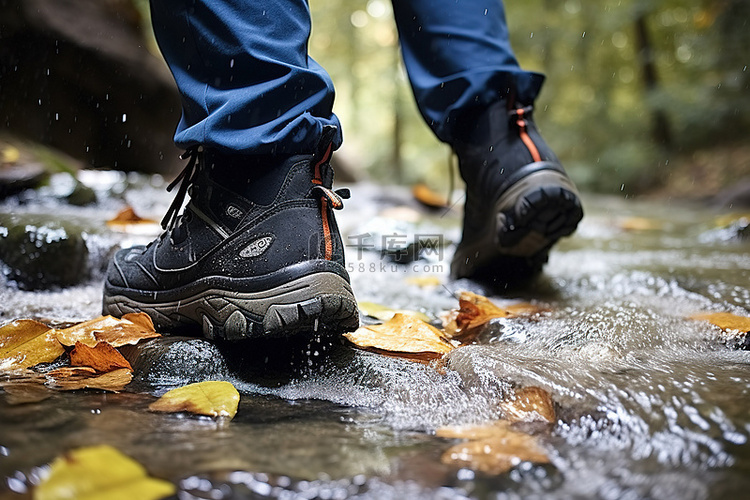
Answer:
[{"left": 309, "top": 0, "right": 749, "bottom": 193}]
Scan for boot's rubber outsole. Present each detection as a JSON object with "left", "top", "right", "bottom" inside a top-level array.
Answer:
[
  {"left": 450, "top": 169, "right": 583, "bottom": 281},
  {"left": 103, "top": 271, "right": 358, "bottom": 340}
]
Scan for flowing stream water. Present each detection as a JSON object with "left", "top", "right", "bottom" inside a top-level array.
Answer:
[{"left": 1, "top": 173, "right": 749, "bottom": 499}]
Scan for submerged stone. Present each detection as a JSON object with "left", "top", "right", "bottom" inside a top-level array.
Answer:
[{"left": 0, "top": 213, "right": 89, "bottom": 290}]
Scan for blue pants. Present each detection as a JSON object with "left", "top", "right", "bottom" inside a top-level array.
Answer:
[{"left": 150, "top": 0, "right": 544, "bottom": 156}]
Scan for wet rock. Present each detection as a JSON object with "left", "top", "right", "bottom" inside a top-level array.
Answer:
[
  {"left": 0, "top": 162, "right": 47, "bottom": 198},
  {"left": 0, "top": 213, "right": 90, "bottom": 290},
  {"left": 120, "top": 336, "right": 231, "bottom": 390}
]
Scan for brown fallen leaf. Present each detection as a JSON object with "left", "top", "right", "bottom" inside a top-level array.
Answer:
[
  {"left": 56, "top": 314, "right": 160, "bottom": 348},
  {"left": 499, "top": 386, "right": 556, "bottom": 424},
  {"left": 70, "top": 341, "right": 133, "bottom": 373},
  {"left": 106, "top": 206, "right": 158, "bottom": 226},
  {"left": 0, "top": 319, "right": 65, "bottom": 370},
  {"left": 438, "top": 421, "right": 550, "bottom": 475},
  {"left": 443, "top": 292, "right": 546, "bottom": 341},
  {"left": 149, "top": 381, "right": 240, "bottom": 419},
  {"left": 436, "top": 420, "right": 513, "bottom": 440},
  {"left": 344, "top": 313, "right": 455, "bottom": 361},
  {"left": 46, "top": 367, "right": 133, "bottom": 392},
  {"left": 691, "top": 312, "right": 750, "bottom": 334},
  {"left": 412, "top": 183, "right": 449, "bottom": 209}
]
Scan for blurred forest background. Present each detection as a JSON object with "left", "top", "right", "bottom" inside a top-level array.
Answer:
[{"left": 2, "top": 0, "right": 749, "bottom": 198}]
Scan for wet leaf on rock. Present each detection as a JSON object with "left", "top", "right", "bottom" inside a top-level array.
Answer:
[
  {"left": 148, "top": 381, "right": 240, "bottom": 419},
  {"left": 498, "top": 386, "right": 556, "bottom": 424},
  {"left": 437, "top": 421, "right": 550, "bottom": 475},
  {"left": 47, "top": 367, "right": 133, "bottom": 392},
  {"left": 443, "top": 291, "right": 543, "bottom": 341},
  {"left": 690, "top": 312, "right": 750, "bottom": 334},
  {"left": 56, "top": 314, "right": 160, "bottom": 348},
  {"left": 0, "top": 319, "right": 65, "bottom": 370},
  {"left": 35, "top": 444, "right": 175, "bottom": 500},
  {"left": 70, "top": 341, "right": 133, "bottom": 373},
  {"left": 344, "top": 313, "right": 456, "bottom": 361}
]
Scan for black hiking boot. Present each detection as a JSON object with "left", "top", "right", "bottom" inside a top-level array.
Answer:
[
  {"left": 450, "top": 99, "right": 583, "bottom": 285},
  {"left": 102, "top": 128, "right": 359, "bottom": 340}
]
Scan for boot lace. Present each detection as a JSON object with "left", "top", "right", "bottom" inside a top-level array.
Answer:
[{"left": 161, "top": 147, "right": 200, "bottom": 230}]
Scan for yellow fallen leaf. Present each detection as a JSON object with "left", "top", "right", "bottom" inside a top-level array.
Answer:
[
  {"left": 617, "top": 217, "right": 662, "bottom": 231},
  {"left": 438, "top": 421, "right": 549, "bottom": 475},
  {"left": 56, "top": 314, "right": 160, "bottom": 348},
  {"left": 412, "top": 183, "right": 449, "bottom": 209},
  {"left": 714, "top": 213, "right": 750, "bottom": 228},
  {"left": 691, "top": 312, "right": 750, "bottom": 333},
  {"left": 35, "top": 444, "right": 175, "bottom": 500},
  {"left": 70, "top": 341, "right": 133, "bottom": 373},
  {"left": 358, "top": 301, "right": 431, "bottom": 322},
  {"left": 47, "top": 367, "right": 133, "bottom": 392},
  {"left": 0, "top": 319, "right": 65, "bottom": 370},
  {"left": 2, "top": 145, "right": 20, "bottom": 164},
  {"left": 436, "top": 420, "right": 513, "bottom": 440},
  {"left": 149, "top": 381, "right": 240, "bottom": 419},
  {"left": 498, "top": 386, "right": 556, "bottom": 424},
  {"left": 344, "top": 313, "right": 455, "bottom": 361},
  {"left": 404, "top": 275, "right": 442, "bottom": 288}
]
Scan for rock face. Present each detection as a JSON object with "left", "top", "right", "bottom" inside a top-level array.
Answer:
[{"left": 0, "top": 0, "right": 182, "bottom": 175}]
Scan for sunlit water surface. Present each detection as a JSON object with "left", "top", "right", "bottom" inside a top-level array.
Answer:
[{"left": 1, "top": 177, "right": 749, "bottom": 499}]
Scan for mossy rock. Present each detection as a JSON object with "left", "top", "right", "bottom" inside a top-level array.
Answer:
[{"left": 0, "top": 213, "right": 89, "bottom": 290}]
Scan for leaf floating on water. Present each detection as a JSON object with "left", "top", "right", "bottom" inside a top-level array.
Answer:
[
  {"left": 438, "top": 421, "right": 550, "bottom": 475},
  {"left": 499, "top": 386, "right": 556, "bottom": 424},
  {"left": 56, "top": 314, "right": 160, "bottom": 348},
  {"left": 344, "top": 313, "right": 455, "bottom": 361},
  {"left": 0, "top": 319, "right": 65, "bottom": 370},
  {"left": 47, "top": 367, "right": 133, "bottom": 392},
  {"left": 690, "top": 312, "right": 750, "bottom": 334},
  {"left": 35, "top": 444, "right": 175, "bottom": 500},
  {"left": 148, "top": 381, "right": 240, "bottom": 419},
  {"left": 70, "top": 341, "right": 133, "bottom": 373}
]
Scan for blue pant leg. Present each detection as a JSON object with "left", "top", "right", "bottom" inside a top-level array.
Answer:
[
  {"left": 150, "top": 0, "right": 341, "bottom": 155},
  {"left": 392, "top": 0, "right": 545, "bottom": 143}
]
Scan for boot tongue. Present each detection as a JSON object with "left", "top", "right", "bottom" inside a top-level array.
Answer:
[{"left": 203, "top": 150, "right": 292, "bottom": 206}]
